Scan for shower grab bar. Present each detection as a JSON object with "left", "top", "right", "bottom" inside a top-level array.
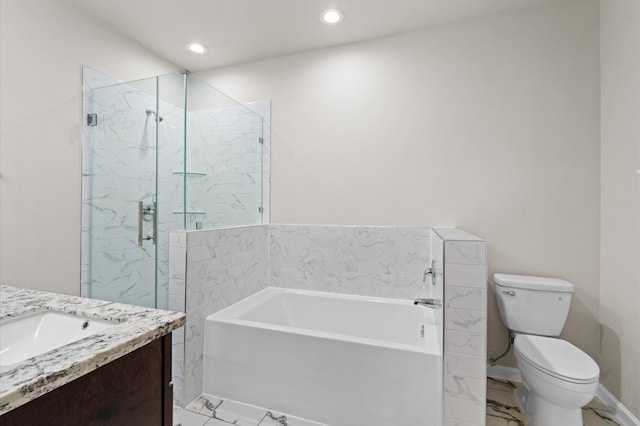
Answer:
[{"left": 138, "top": 201, "right": 143, "bottom": 246}]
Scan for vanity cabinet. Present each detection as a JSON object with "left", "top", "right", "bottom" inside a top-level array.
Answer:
[{"left": 0, "top": 335, "right": 172, "bottom": 426}]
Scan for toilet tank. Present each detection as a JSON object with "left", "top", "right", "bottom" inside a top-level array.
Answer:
[{"left": 494, "top": 273, "right": 574, "bottom": 336}]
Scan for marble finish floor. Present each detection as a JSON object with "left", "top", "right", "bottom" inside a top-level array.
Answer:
[
  {"left": 174, "top": 394, "right": 328, "bottom": 426},
  {"left": 487, "top": 378, "right": 623, "bottom": 426},
  {"left": 174, "top": 380, "right": 624, "bottom": 426}
]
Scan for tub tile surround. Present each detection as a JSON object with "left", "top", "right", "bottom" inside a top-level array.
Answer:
[
  {"left": 170, "top": 225, "right": 488, "bottom": 425},
  {"left": 169, "top": 233, "right": 188, "bottom": 405},
  {"left": 435, "top": 229, "right": 488, "bottom": 426},
  {"left": 269, "top": 224, "right": 433, "bottom": 299},
  {"left": 169, "top": 225, "right": 269, "bottom": 406}
]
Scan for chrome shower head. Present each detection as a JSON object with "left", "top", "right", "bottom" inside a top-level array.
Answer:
[{"left": 145, "top": 108, "right": 163, "bottom": 122}]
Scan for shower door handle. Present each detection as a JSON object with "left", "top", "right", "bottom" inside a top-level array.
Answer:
[
  {"left": 138, "top": 201, "right": 143, "bottom": 246},
  {"left": 137, "top": 201, "right": 156, "bottom": 246}
]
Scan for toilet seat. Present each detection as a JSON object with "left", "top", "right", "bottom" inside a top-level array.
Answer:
[{"left": 514, "top": 335, "right": 599, "bottom": 384}]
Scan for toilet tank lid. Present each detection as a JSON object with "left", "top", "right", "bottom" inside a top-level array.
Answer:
[{"left": 494, "top": 273, "right": 574, "bottom": 292}]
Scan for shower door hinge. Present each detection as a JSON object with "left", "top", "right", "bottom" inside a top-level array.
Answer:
[
  {"left": 258, "top": 206, "right": 263, "bottom": 213},
  {"left": 258, "top": 137, "right": 264, "bottom": 144},
  {"left": 87, "top": 113, "right": 98, "bottom": 126}
]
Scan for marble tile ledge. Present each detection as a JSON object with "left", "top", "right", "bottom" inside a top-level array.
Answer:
[{"left": 0, "top": 285, "right": 185, "bottom": 415}]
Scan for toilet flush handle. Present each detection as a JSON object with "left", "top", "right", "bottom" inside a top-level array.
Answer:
[{"left": 503, "top": 290, "right": 516, "bottom": 296}]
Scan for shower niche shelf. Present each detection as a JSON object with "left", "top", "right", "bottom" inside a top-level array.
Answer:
[
  {"left": 172, "top": 211, "right": 206, "bottom": 215},
  {"left": 172, "top": 171, "right": 206, "bottom": 177}
]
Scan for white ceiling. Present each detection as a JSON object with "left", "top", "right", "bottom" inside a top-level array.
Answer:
[{"left": 66, "top": 0, "right": 561, "bottom": 72}]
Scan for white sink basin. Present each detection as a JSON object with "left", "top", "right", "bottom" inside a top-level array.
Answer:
[{"left": 0, "top": 310, "right": 116, "bottom": 368}]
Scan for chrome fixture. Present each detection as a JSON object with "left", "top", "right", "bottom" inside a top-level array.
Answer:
[
  {"left": 87, "top": 113, "right": 98, "bottom": 126},
  {"left": 145, "top": 108, "right": 163, "bottom": 122},
  {"left": 413, "top": 298, "right": 442, "bottom": 309},
  {"left": 423, "top": 260, "right": 439, "bottom": 285},
  {"left": 137, "top": 200, "right": 156, "bottom": 246}
]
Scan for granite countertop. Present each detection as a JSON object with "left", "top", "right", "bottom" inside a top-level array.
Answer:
[{"left": 0, "top": 285, "right": 186, "bottom": 415}]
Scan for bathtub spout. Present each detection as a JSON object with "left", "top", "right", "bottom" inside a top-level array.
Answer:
[{"left": 414, "top": 298, "right": 442, "bottom": 308}]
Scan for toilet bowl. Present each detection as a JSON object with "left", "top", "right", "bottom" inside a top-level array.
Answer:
[
  {"left": 494, "top": 274, "right": 600, "bottom": 426},
  {"left": 513, "top": 334, "right": 599, "bottom": 426}
]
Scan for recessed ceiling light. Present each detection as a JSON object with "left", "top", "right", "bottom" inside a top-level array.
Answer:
[
  {"left": 321, "top": 9, "right": 343, "bottom": 25},
  {"left": 186, "top": 42, "right": 208, "bottom": 54}
]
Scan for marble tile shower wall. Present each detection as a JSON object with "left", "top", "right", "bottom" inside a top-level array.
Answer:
[
  {"left": 83, "top": 69, "right": 270, "bottom": 310},
  {"left": 268, "top": 225, "right": 433, "bottom": 299},
  {"left": 169, "top": 226, "right": 269, "bottom": 407},
  {"left": 185, "top": 101, "right": 269, "bottom": 229}
]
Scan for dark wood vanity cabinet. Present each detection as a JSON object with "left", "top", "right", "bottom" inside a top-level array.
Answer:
[{"left": 0, "top": 334, "right": 173, "bottom": 426}]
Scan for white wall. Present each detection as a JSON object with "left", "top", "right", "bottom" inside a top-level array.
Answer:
[
  {"left": 199, "top": 0, "right": 602, "bottom": 364},
  {"left": 600, "top": 0, "right": 640, "bottom": 418},
  {"left": 0, "top": 0, "right": 177, "bottom": 295}
]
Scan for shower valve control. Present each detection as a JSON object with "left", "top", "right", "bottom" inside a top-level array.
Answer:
[
  {"left": 141, "top": 203, "right": 155, "bottom": 222},
  {"left": 423, "top": 260, "right": 439, "bottom": 285}
]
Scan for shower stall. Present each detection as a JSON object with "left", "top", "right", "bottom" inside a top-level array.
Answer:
[{"left": 80, "top": 67, "right": 268, "bottom": 309}]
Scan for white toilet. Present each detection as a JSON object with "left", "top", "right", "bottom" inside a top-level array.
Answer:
[{"left": 494, "top": 273, "right": 600, "bottom": 426}]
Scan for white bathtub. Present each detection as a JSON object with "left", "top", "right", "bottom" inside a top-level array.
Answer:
[{"left": 203, "top": 287, "right": 443, "bottom": 426}]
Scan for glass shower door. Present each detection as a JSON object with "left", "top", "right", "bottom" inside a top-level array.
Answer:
[{"left": 83, "top": 77, "right": 160, "bottom": 308}]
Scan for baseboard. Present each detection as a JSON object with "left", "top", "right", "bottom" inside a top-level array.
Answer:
[
  {"left": 596, "top": 383, "right": 640, "bottom": 426},
  {"left": 486, "top": 364, "right": 640, "bottom": 426},
  {"left": 486, "top": 364, "right": 521, "bottom": 383}
]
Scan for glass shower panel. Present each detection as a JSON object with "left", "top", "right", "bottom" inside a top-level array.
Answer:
[
  {"left": 84, "top": 77, "right": 159, "bottom": 308},
  {"left": 155, "top": 73, "right": 188, "bottom": 310},
  {"left": 183, "top": 76, "right": 264, "bottom": 230},
  {"left": 83, "top": 70, "right": 267, "bottom": 310}
]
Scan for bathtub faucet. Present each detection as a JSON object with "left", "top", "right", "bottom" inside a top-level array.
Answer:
[
  {"left": 423, "top": 260, "right": 438, "bottom": 285},
  {"left": 414, "top": 298, "right": 442, "bottom": 308}
]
